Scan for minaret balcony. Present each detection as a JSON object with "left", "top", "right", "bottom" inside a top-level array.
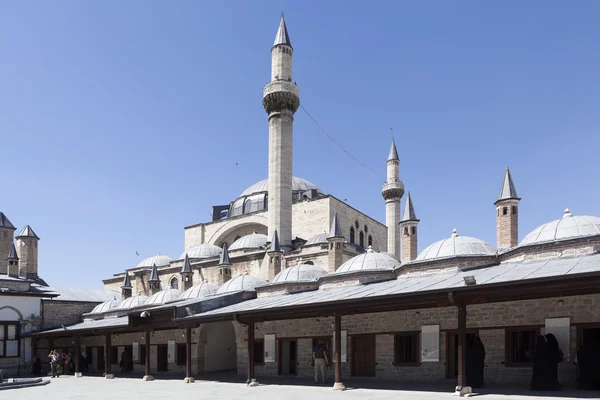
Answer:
[
  {"left": 382, "top": 182, "right": 404, "bottom": 201},
  {"left": 263, "top": 81, "right": 300, "bottom": 114}
]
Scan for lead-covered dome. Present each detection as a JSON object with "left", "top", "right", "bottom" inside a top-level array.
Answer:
[
  {"left": 229, "top": 177, "right": 322, "bottom": 218},
  {"left": 229, "top": 233, "right": 268, "bottom": 251},
  {"left": 335, "top": 247, "right": 398, "bottom": 273},
  {"left": 90, "top": 299, "right": 119, "bottom": 314},
  {"left": 145, "top": 288, "right": 181, "bottom": 305},
  {"left": 520, "top": 209, "right": 600, "bottom": 246},
  {"left": 180, "top": 243, "right": 222, "bottom": 260},
  {"left": 305, "top": 233, "right": 328, "bottom": 246},
  {"left": 272, "top": 263, "right": 328, "bottom": 283},
  {"left": 119, "top": 294, "right": 149, "bottom": 309},
  {"left": 136, "top": 254, "right": 172, "bottom": 269},
  {"left": 216, "top": 273, "right": 267, "bottom": 295},
  {"left": 180, "top": 281, "right": 219, "bottom": 300},
  {"left": 416, "top": 229, "right": 495, "bottom": 261}
]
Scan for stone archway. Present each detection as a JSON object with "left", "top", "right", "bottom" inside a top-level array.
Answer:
[{"left": 197, "top": 321, "right": 237, "bottom": 374}]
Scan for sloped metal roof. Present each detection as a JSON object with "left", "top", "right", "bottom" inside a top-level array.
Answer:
[
  {"left": 190, "top": 252, "right": 600, "bottom": 319},
  {"left": 497, "top": 167, "right": 519, "bottom": 202},
  {"left": 48, "top": 288, "right": 120, "bottom": 302},
  {"left": 0, "top": 212, "right": 15, "bottom": 229},
  {"left": 40, "top": 316, "right": 129, "bottom": 334},
  {"left": 16, "top": 225, "right": 39, "bottom": 239}
]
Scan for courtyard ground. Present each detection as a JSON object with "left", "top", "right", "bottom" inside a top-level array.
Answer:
[{"left": 6, "top": 375, "right": 600, "bottom": 400}]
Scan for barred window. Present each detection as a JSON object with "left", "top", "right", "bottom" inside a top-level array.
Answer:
[
  {"left": 394, "top": 333, "right": 418, "bottom": 365},
  {"left": 176, "top": 343, "right": 186, "bottom": 366},
  {"left": 506, "top": 328, "right": 537, "bottom": 366},
  {"left": 0, "top": 323, "right": 19, "bottom": 357}
]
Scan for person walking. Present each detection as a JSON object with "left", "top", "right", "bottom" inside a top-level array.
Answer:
[
  {"left": 48, "top": 350, "right": 61, "bottom": 378},
  {"left": 312, "top": 343, "right": 329, "bottom": 384}
]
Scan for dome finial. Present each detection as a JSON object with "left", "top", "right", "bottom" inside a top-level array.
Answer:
[
  {"left": 451, "top": 228, "right": 458, "bottom": 238},
  {"left": 367, "top": 245, "right": 374, "bottom": 253},
  {"left": 563, "top": 208, "right": 572, "bottom": 218}
]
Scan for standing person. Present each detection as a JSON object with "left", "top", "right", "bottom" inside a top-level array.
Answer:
[
  {"left": 531, "top": 335, "right": 548, "bottom": 390},
  {"left": 80, "top": 349, "right": 88, "bottom": 373},
  {"left": 32, "top": 353, "right": 41, "bottom": 376},
  {"left": 469, "top": 336, "right": 486, "bottom": 388},
  {"left": 545, "top": 333, "right": 563, "bottom": 390},
  {"left": 120, "top": 349, "right": 130, "bottom": 374},
  {"left": 48, "top": 350, "right": 61, "bottom": 378},
  {"left": 312, "top": 343, "right": 329, "bottom": 384}
]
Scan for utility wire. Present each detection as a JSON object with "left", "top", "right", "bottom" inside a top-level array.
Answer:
[{"left": 299, "top": 104, "right": 381, "bottom": 177}]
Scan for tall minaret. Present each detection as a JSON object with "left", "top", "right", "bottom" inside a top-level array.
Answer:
[
  {"left": 263, "top": 14, "right": 300, "bottom": 249},
  {"left": 381, "top": 139, "right": 404, "bottom": 259}
]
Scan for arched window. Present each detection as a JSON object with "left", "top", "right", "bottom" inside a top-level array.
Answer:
[
  {"left": 364, "top": 225, "right": 368, "bottom": 233},
  {"left": 170, "top": 278, "right": 179, "bottom": 290},
  {"left": 355, "top": 221, "right": 359, "bottom": 229},
  {"left": 350, "top": 227, "right": 355, "bottom": 244},
  {"left": 359, "top": 231, "right": 365, "bottom": 248},
  {"left": 368, "top": 235, "right": 373, "bottom": 247},
  {"left": 234, "top": 236, "right": 241, "bottom": 241}
]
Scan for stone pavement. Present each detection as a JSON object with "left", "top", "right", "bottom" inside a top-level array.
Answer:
[{"left": 6, "top": 375, "right": 600, "bottom": 400}]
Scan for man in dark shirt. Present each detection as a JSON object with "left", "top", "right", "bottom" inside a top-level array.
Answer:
[{"left": 312, "top": 343, "right": 329, "bottom": 383}]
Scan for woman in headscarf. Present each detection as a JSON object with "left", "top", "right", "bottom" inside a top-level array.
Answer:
[
  {"left": 530, "top": 335, "right": 548, "bottom": 390},
  {"left": 470, "top": 336, "right": 486, "bottom": 388},
  {"left": 545, "top": 333, "right": 563, "bottom": 390}
]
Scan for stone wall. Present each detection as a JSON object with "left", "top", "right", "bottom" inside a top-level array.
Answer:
[
  {"left": 330, "top": 197, "right": 387, "bottom": 253},
  {"left": 42, "top": 301, "right": 99, "bottom": 329}
]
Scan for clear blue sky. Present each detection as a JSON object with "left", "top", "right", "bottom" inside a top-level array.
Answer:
[{"left": 2, "top": 1, "right": 599, "bottom": 289}]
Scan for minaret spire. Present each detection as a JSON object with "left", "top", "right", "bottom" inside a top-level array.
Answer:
[
  {"left": 495, "top": 167, "right": 520, "bottom": 249},
  {"left": 400, "top": 192, "right": 419, "bottom": 263},
  {"left": 382, "top": 138, "right": 404, "bottom": 260},
  {"left": 264, "top": 16, "right": 300, "bottom": 249}
]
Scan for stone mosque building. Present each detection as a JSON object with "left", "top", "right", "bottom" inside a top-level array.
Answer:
[{"left": 4, "top": 16, "right": 600, "bottom": 392}]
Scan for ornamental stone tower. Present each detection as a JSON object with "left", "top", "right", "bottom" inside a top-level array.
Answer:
[
  {"left": 148, "top": 263, "right": 161, "bottom": 295},
  {"left": 263, "top": 15, "right": 300, "bottom": 249},
  {"left": 121, "top": 271, "right": 133, "bottom": 301},
  {"left": 0, "top": 212, "right": 16, "bottom": 275},
  {"left": 267, "top": 231, "right": 283, "bottom": 281},
  {"left": 326, "top": 213, "right": 345, "bottom": 273},
  {"left": 495, "top": 167, "right": 520, "bottom": 249},
  {"left": 16, "top": 225, "right": 40, "bottom": 279},
  {"left": 400, "top": 192, "right": 419, "bottom": 262},
  {"left": 381, "top": 139, "right": 404, "bottom": 259}
]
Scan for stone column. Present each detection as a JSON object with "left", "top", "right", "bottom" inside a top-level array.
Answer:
[
  {"left": 75, "top": 336, "right": 82, "bottom": 377},
  {"left": 143, "top": 331, "right": 153, "bottom": 381},
  {"left": 333, "top": 315, "right": 345, "bottom": 390},
  {"left": 105, "top": 334, "right": 113, "bottom": 379},
  {"left": 184, "top": 327, "right": 194, "bottom": 383},
  {"left": 247, "top": 322, "right": 258, "bottom": 386},
  {"left": 455, "top": 304, "right": 471, "bottom": 397}
]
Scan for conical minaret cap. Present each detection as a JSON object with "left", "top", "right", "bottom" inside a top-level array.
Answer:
[
  {"left": 181, "top": 254, "right": 193, "bottom": 274},
  {"left": 327, "top": 213, "right": 344, "bottom": 239},
  {"left": 16, "top": 225, "right": 39, "bottom": 239},
  {"left": 219, "top": 243, "right": 231, "bottom": 266},
  {"left": 273, "top": 13, "right": 292, "bottom": 48},
  {"left": 121, "top": 271, "right": 132, "bottom": 289},
  {"left": 388, "top": 138, "right": 399, "bottom": 161},
  {"left": 268, "top": 230, "right": 281, "bottom": 253},
  {"left": 6, "top": 243, "right": 18, "bottom": 261},
  {"left": 400, "top": 192, "right": 419, "bottom": 223},
  {"left": 148, "top": 263, "right": 159, "bottom": 282},
  {"left": 496, "top": 167, "right": 520, "bottom": 204}
]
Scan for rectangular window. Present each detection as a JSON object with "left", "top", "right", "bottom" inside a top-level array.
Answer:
[
  {"left": 394, "top": 333, "right": 419, "bottom": 365},
  {"left": 176, "top": 343, "right": 187, "bottom": 366},
  {"left": 139, "top": 345, "right": 146, "bottom": 365},
  {"left": 110, "top": 347, "right": 118, "bottom": 364},
  {"left": 254, "top": 340, "right": 264, "bottom": 364},
  {"left": 0, "top": 322, "right": 19, "bottom": 358},
  {"left": 506, "top": 328, "right": 537, "bottom": 366}
]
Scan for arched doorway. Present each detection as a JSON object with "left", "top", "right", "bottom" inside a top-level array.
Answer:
[{"left": 197, "top": 321, "right": 237, "bottom": 373}]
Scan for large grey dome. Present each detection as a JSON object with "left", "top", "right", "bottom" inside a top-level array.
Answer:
[
  {"left": 229, "top": 233, "right": 268, "bottom": 251},
  {"left": 216, "top": 273, "right": 267, "bottom": 295},
  {"left": 416, "top": 229, "right": 495, "bottom": 261},
  {"left": 180, "top": 281, "right": 219, "bottom": 300},
  {"left": 305, "top": 233, "right": 328, "bottom": 246},
  {"left": 240, "top": 177, "right": 321, "bottom": 197},
  {"left": 180, "top": 243, "right": 222, "bottom": 260},
  {"left": 136, "top": 254, "right": 172, "bottom": 269},
  {"left": 145, "top": 289, "right": 181, "bottom": 305},
  {"left": 272, "top": 263, "right": 328, "bottom": 283},
  {"left": 119, "top": 294, "right": 149, "bottom": 309},
  {"left": 335, "top": 247, "right": 398, "bottom": 273},
  {"left": 520, "top": 209, "right": 600, "bottom": 246},
  {"left": 90, "top": 299, "right": 119, "bottom": 314}
]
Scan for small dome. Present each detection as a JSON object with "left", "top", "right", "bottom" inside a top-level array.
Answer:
[
  {"left": 216, "top": 273, "right": 267, "bottom": 295},
  {"left": 305, "top": 233, "right": 328, "bottom": 245},
  {"left": 180, "top": 243, "right": 222, "bottom": 260},
  {"left": 180, "top": 281, "right": 219, "bottom": 300},
  {"left": 240, "top": 177, "right": 321, "bottom": 197},
  {"left": 416, "top": 229, "right": 495, "bottom": 261},
  {"left": 229, "top": 233, "right": 268, "bottom": 251},
  {"left": 335, "top": 247, "right": 398, "bottom": 273},
  {"left": 145, "top": 289, "right": 181, "bottom": 305},
  {"left": 520, "top": 209, "right": 600, "bottom": 246},
  {"left": 90, "top": 299, "right": 119, "bottom": 314},
  {"left": 380, "top": 252, "right": 399, "bottom": 261},
  {"left": 272, "top": 263, "right": 328, "bottom": 283},
  {"left": 119, "top": 294, "right": 149, "bottom": 309},
  {"left": 136, "top": 254, "right": 172, "bottom": 269}
]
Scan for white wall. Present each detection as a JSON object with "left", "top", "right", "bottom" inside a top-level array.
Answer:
[
  {"left": 204, "top": 321, "right": 237, "bottom": 372},
  {"left": 0, "top": 295, "right": 40, "bottom": 320}
]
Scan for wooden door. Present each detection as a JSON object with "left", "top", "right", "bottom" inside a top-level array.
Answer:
[
  {"left": 157, "top": 345, "right": 168, "bottom": 372},
  {"left": 352, "top": 334, "right": 376, "bottom": 377}
]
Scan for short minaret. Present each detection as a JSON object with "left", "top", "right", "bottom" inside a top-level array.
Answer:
[
  {"left": 217, "top": 244, "right": 232, "bottom": 285},
  {"left": 267, "top": 231, "right": 283, "bottom": 281},
  {"left": 180, "top": 254, "right": 194, "bottom": 291},
  {"left": 495, "top": 167, "right": 520, "bottom": 249},
  {"left": 6, "top": 243, "right": 19, "bottom": 278},
  {"left": 263, "top": 14, "right": 300, "bottom": 249},
  {"left": 0, "top": 213, "right": 16, "bottom": 275},
  {"left": 381, "top": 139, "right": 404, "bottom": 259},
  {"left": 148, "top": 263, "right": 161, "bottom": 295},
  {"left": 326, "top": 213, "right": 345, "bottom": 273},
  {"left": 16, "top": 225, "right": 40, "bottom": 279},
  {"left": 121, "top": 271, "right": 133, "bottom": 301},
  {"left": 400, "top": 192, "right": 419, "bottom": 263}
]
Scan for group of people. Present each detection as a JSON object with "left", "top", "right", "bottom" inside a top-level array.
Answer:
[
  {"left": 530, "top": 333, "right": 563, "bottom": 391},
  {"left": 31, "top": 349, "right": 88, "bottom": 377}
]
